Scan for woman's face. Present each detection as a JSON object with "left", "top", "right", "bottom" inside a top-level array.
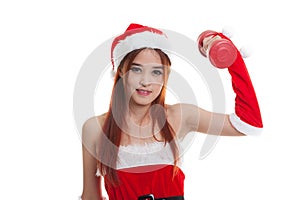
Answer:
[{"left": 121, "top": 49, "right": 166, "bottom": 106}]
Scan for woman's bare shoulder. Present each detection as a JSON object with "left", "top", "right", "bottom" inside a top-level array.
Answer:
[
  {"left": 166, "top": 103, "right": 186, "bottom": 116},
  {"left": 82, "top": 113, "right": 107, "bottom": 145},
  {"left": 167, "top": 103, "right": 201, "bottom": 115},
  {"left": 166, "top": 103, "right": 200, "bottom": 137},
  {"left": 83, "top": 113, "right": 106, "bottom": 131},
  {"left": 166, "top": 104, "right": 185, "bottom": 134}
]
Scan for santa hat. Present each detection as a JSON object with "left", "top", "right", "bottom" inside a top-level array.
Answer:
[{"left": 111, "top": 23, "right": 171, "bottom": 70}]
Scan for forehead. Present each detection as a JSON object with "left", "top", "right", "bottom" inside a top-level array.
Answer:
[{"left": 132, "top": 49, "right": 162, "bottom": 65}]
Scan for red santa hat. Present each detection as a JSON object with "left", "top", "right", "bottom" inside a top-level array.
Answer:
[{"left": 111, "top": 23, "right": 170, "bottom": 70}]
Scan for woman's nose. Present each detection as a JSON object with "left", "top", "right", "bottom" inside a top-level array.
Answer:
[
  {"left": 139, "top": 74, "right": 151, "bottom": 86},
  {"left": 139, "top": 79, "right": 150, "bottom": 87}
]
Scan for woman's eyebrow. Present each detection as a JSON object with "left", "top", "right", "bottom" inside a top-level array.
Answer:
[
  {"left": 132, "top": 62, "right": 143, "bottom": 67},
  {"left": 152, "top": 66, "right": 164, "bottom": 69},
  {"left": 132, "top": 63, "right": 164, "bottom": 68}
]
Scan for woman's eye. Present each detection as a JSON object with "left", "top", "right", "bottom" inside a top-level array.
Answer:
[
  {"left": 152, "top": 70, "right": 163, "bottom": 76},
  {"left": 130, "top": 66, "right": 142, "bottom": 73}
]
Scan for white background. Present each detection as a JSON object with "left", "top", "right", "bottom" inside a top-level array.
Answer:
[{"left": 1, "top": 0, "right": 299, "bottom": 199}]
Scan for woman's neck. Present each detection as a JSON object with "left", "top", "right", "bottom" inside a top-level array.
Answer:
[
  {"left": 120, "top": 102, "right": 162, "bottom": 145},
  {"left": 128, "top": 102, "right": 151, "bottom": 126}
]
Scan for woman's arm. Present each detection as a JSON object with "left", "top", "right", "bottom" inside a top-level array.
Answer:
[
  {"left": 181, "top": 30, "right": 264, "bottom": 137},
  {"left": 189, "top": 104, "right": 245, "bottom": 136},
  {"left": 81, "top": 117, "right": 106, "bottom": 200},
  {"left": 170, "top": 31, "right": 263, "bottom": 137},
  {"left": 170, "top": 103, "right": 244, "bottom": 137}
]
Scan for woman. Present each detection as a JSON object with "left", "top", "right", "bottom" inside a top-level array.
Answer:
[{"left": 80, "top": 24, "right": 263, "bottom": 200}]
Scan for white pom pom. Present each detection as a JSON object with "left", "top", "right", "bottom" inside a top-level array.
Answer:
[
  {"left": 95, "top": 168, "right": 101, "bottom": 177},
  {"left": 240, "top": 46, "right": 253, "bottom": 58},
  {"left": 111, "top": 69, "right": 116, "bottom": 79},
  {"left": 222, "top": 26, "right": 234, "bottom": 38}
]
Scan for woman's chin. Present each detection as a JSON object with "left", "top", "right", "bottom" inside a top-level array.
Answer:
[{"left": 130, "top": 95, "right": 155, "bottom": 107}]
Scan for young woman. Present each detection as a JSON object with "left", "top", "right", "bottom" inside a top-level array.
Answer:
[{"left": 80, "top": 24, "right": 263, "bottom": 200}]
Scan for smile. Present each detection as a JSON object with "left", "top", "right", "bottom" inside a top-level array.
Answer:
[{"left": 136, "top": 89, "right": 152, "bottom": 96}]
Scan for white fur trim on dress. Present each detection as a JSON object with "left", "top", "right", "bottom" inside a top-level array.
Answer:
[
  {"left": 95, "top": 141, "right": 183, "bottom": 176},
  {"left": 112, "top": 31, "right": 171, "bottom": 68},
  {"left": 117, "top": 142, "right": 180, "bottom": 170},
  {"left": 229, "top": 113, "right": 263, "bottom": 136}
]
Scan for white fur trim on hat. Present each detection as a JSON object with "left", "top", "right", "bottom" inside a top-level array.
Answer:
[
  {"left": 112, "top": 31, "right": 171, "bottom": 68},
  {"left": 229, "top": 113, "right": 263, "bottom": 136}
]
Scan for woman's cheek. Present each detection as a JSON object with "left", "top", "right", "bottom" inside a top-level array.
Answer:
[{"left": 126, "top": 78, "right": 140, "bottom": 94}]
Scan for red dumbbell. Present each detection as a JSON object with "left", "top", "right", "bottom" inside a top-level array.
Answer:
[{"left": 197, "top": 30, "right": 237, "bottom": 69}]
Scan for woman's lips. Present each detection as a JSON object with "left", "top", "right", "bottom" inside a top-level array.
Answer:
[{"left": 136, "top": 89, "right": 152, "bottom": 96}]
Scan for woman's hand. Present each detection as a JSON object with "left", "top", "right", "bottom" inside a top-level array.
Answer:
[{"left": 202, "top": 35, "right": 222, "bottom": 53}]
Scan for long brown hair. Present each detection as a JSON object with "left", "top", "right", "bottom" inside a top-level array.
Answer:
[{"left": 98, "top": 48, "right": 179, "bottom": 186}]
